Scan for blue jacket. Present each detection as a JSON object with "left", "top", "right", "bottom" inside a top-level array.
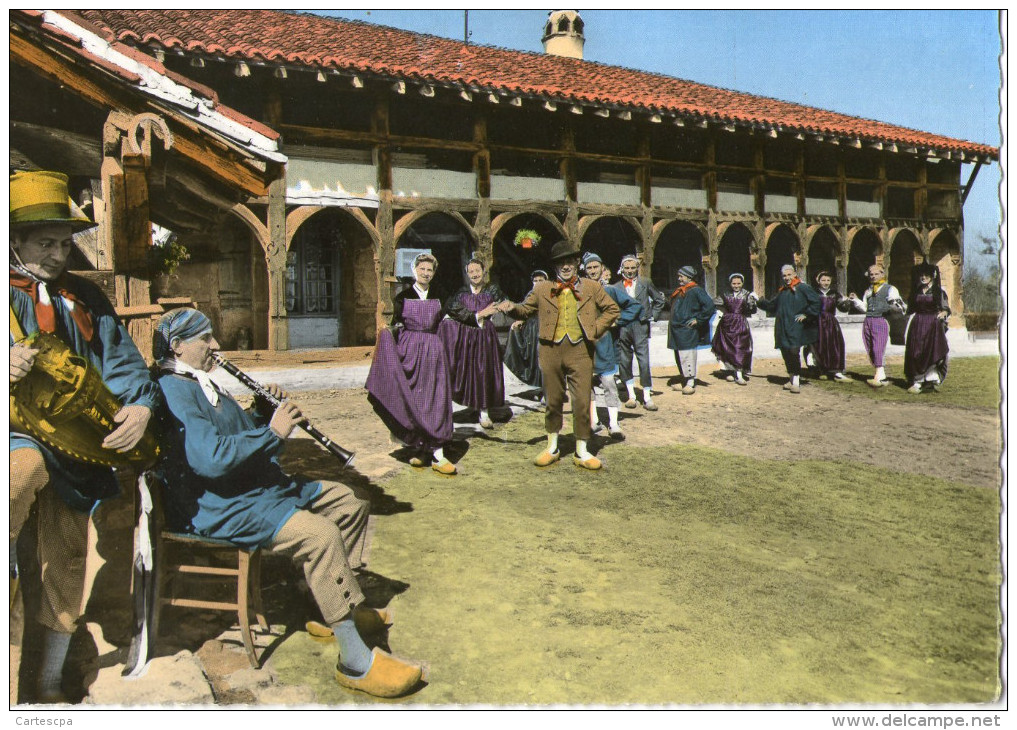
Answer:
[
  {"left": 10, "top": 273, "right": 160, "bottom": 511},
  {"left": 156, "top": 373, "right": 320, "bottom": 549},
  {"left": 757, "top": 282, "right": 822, "bottom": 349},
  {"left": 594, "top": 284, "right": 642, "bottom": 375},
  {"left": 667, "top": 283, "right": 717, "bottom": 351}
]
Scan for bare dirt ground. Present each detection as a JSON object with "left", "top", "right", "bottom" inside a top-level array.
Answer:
[{"left": 285, "top": 352, "right": 1000, "bottom": 490}]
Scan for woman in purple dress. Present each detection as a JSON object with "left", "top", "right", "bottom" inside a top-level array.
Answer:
[
  {"left": 366, "top": 253, "right": 456, "bottom": 475},
  {"left": 904, "top": 262, "right": 950, "bottom": 393},
  {"left": 711, "top": 273, "right": 756, "bottom": 386},
  {"left": 438, "top": 258, "right": 506, "bottom": 429},
  {"left": 806, "top": 271, "right": 849, "bottom": 381}
]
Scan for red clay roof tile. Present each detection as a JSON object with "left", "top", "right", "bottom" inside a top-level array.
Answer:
[{"left": 71, "top": 9, "right": 996, "bottom": 159}]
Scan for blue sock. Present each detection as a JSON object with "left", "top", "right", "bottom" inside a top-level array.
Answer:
[{"left": 332, "top": 618, "right": 372, "bottom": 676}]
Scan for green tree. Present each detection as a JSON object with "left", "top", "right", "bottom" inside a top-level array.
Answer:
[{"left": 962, "top": 234, "right": 1001, "bottom": 326}]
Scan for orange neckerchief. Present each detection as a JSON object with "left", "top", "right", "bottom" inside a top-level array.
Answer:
[
  {"left": 670, "top": 280, "right": 697, "bottom": 299},
  {"left": 551, "top": 276, "right": 581, "bottom": 299},
  {"left": 779, "top": 276, "right": 803, "bottom": 293},
  {"left": 10, "top": 268, "right": 95, "bottom": 342}
]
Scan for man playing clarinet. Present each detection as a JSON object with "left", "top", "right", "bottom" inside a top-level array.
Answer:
[{"left": 152, "top": 307, "right": 422, "bottom": 699}]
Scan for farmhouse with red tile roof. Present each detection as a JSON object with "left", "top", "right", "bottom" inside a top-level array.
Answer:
[{"left": 12, "top": 9, "right": 996, "bottom": 349}]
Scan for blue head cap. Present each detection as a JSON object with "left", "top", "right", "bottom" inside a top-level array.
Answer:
[{"left": 153, "top": 307, "right": 213, "bottom": 362}]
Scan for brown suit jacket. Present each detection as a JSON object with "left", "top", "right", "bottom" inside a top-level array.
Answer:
[{"left": 508, "top": 278, "right": 621, "bottom": 343}]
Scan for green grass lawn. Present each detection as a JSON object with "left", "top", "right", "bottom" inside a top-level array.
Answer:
[
  {"left": 271, "top": 409, "right": 1002, "bottom": 706},
  {"left": 811, "top": 356, "right": 1001, "bottom": 409}
]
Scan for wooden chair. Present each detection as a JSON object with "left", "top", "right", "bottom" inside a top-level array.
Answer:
[{"left": 149, "top": 480, "right": 270, "bottom": 668}]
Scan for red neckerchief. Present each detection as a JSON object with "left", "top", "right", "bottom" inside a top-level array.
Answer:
[
  {"left": 551, "top": 277, "right": 581, "bottom": 299},
  {"left": 779, "top": 276, "right": 803, "bottom": 293},
  {"left": 623, "top": 276, "right": 637, "bottom": 291},
  {"left": 9, "top": 268, "right": 95, "bottom": 342},
  {"left": 670, "top": 280, "right": 697, "bottom": 299}
]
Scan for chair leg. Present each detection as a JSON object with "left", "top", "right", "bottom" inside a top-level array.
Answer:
[
  {"left": 236, "top": 550, "right": 259, "bottom": 668},
  {"left": 249, "top": 550, "right": 269, "bottom": 632},
  {"left": 152, "top": 535, "right": 167, "bottom": 642}
]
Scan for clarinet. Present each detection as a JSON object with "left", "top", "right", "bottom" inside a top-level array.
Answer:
[{"left": 211, "top": 353, "right": 355, "bottom": 468}]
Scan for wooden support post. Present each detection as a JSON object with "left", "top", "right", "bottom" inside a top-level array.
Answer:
[
  {"left": 877, "top": 156, "right": 888, "bottom": 219},
  {"left": 561, "top": 123, "right": 579, "bottom": 242},
  {"left": 704, "top": 135, "right": 717, "bottom": 211},
  {"left": 371, "top": 92, "right": 397, "bottom": 332},
  {"left": 961, "top": 161, "right": 983, "bottom": 205},
  {"left": 915, "top": 162, "right": 928, "bottom": 220},
  {"left": 375, "top": 190, "right": 396, "bottom": 332},
  {"left": 100, "top": 154, "right": 126, "bottom": 305},
  {"left": 474, "top": 113, "right": 491, "bottom": 200},
  {"left": 473, "top": 116, "right": 493, "bottom": 265},
  {"left": 837, "top": 155, "right": 847, "bottom": 219},
  {"left": 637, "top": 131, "right": 652, "bottom": 208},
  {"left": 795, "top": 144, "right": 806, "bottom": 217},
  {"left": 752, "top": 140, "right": 765, "bottom": 215},
  {"left": 373, "top": 93, "right": 392, "bottom": 192},
  {"left": 266, "top": 176, "right": 288, "bottom": 351}
]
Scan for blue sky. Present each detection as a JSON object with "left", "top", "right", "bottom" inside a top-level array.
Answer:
[{"left": 309, "top": 9, "right": 1002, "bottom": 266}]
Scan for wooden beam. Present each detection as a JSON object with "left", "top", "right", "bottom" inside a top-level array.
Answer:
[
  {"left": 877, "top": 155, "right": 888, "bottom": 218},
  {"left": 795, "top": 143, "right": 806, "bottom": 216},
  {"left": 637, "top": 131, "right": 651, "bottom": 208},
  {"left": 11, "top": 30, "right": 273, "bottom": 196},
  {"left": 753, "top": 139, "right": 765, "bottom": 215},
  {"left": 266, "top": 176, "right": 288, "bottom": 351},
  {"left": 915, "top": 160, "right": 928, "bottom": 219},
  {"left": 100, "top": 151, "right": 127, "bottom": 307},
  {"left": 961, "top": 161, "right": 983, "bottom": 205},
  {"left": 704, "top": 135, "right": 717, "bottom": 211},
  {"left": 837, "top": 155, "right": 847, "bottom": 219},
  {"left": 9, "top": 121, "right": 102, "bottom": 175},
  {"left": 372, "top": 93, "right": 392, "bottom": 192},
  {"left": 560, "top": 123, "right": 577, "bottom": 204},
  {"left": 473, "top": 113, "right": 490, "bottom": 199},
  {"left": 121, "top": 152, "right": 152, "bottom": 269}
]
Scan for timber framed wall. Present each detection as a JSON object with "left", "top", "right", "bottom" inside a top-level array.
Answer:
[{"left": 71, "top": 9, "right": 993, "bottom": 350}]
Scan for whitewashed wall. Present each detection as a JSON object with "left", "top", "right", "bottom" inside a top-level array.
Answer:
[
  {"left": 490, "top": 174, "right": 565, "bottom": 201},
  {"left": 577, "top": 181, "right": 640, "bottom": 206},
  {"left": 288, "top": 316, "right": 340, "bottom": 349},
  {"left": 392, "top": 168, "right": 476, "bottom": 198},
  {"left": 652, "top": 187, "right": 708, "bottom": 209}
]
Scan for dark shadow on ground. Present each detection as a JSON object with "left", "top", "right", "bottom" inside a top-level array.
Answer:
[
  {"left": 281, "top": 440, "right": 412, "bottom": 517},
  {"left": 150, "top": 555, "right": 410, "bottom": 668},
  {"left": 452, "top": 405, "right": 514, "bottom": 425},
  {"left": 842, "top": 370, "right": 910, "bottom": 391}
]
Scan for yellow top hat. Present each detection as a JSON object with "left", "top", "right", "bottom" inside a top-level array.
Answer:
[{"left": 10, "top": 170, "right": 95, "bottom": 231}]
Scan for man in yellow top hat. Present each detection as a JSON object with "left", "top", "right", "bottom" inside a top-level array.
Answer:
[{"left": 9, "top": 170, "right": 160, "bottom": 703}]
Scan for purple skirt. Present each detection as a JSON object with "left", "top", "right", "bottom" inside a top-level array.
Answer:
[
  {"left": 711, "top": 314, "right": 753, "bottom": 371},
  {"left": 904, "top": 313, "right": 949, "bottom": 384},
  {"left": 366, "top": 326, "right": 453, "bottom": 450},
  {"left": 438, "top": 317, "right": 505, "bottom": 410},
  {"left": 812, "top": 313, "right": 846, "bottom": 372}
]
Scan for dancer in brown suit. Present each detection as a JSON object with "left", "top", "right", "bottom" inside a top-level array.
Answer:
[{"left": 496, "top": 241, "right": 620, "bottom": 470}]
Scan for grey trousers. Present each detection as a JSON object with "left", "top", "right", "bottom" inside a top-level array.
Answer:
[
  {"left": 616, "top": 321, "right": 653, "bottom": 389},
  {"left": 675, "top": 349, "right": 698, "bottom": 382},
  {"left": 269, "top": 482, "right": 369, "bottom": 625}
]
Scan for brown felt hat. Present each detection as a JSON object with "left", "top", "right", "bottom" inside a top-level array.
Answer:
[{"left": 548, "top": 240, "right": 581, "bottom": 262}]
